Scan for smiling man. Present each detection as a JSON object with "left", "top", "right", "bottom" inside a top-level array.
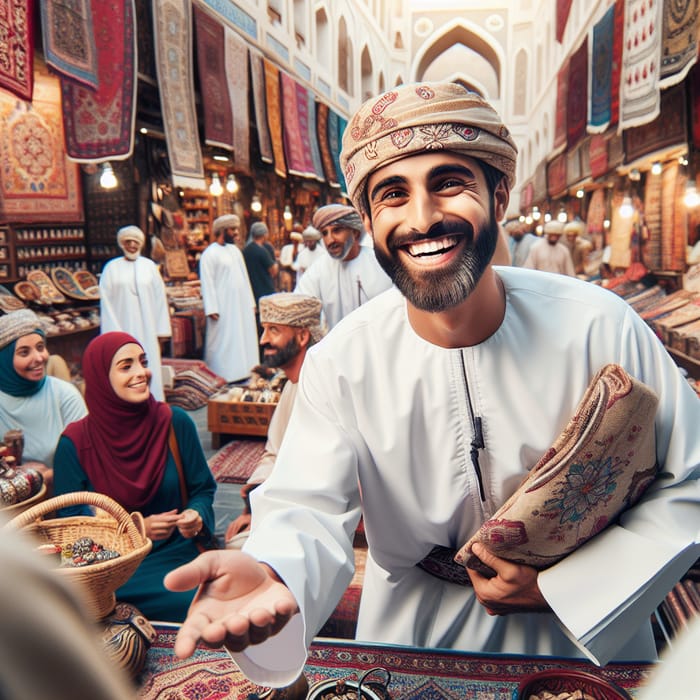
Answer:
[
  {"left": 294, "top": 203, "right": 392, "bottom": 328},
  {"left": 166, "top": 82, "right": 700, "bottom": 687}
]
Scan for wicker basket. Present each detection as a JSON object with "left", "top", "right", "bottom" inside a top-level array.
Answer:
[
  {"left": 7, "top": 491, "right": 152, "bottom": 621},
  {"left": 0, "top": 481, "right": 47, "bottom": 517}
]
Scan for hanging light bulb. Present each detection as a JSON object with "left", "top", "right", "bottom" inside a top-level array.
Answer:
[
  {"left": 557, "top": 209, "right": 568, "bottom": 223},
  {"left": 619, "top": 195, "right": 634, "bottom": 218},
  {"left": 251, "top": 195, "right": 262, "bottom": 213},
  {"left": 684, "top": 181, "right": 700, "bottom": 208},
  {"left": 544, "top": 212, "right": 552, "bottom": 223},
  {"left": 532, "top": 206, "right": 541, "bottom": 221},
  {"left": 576, "top": 189, "right": 584, "bottom": 199},
  {"left": 100, "top": 162, "right": 118, "bottom": 189},
  {"left": 651, "top": 161, "right": 662, "bottom": 175},
  {"left": 209, "top": 173, "right": 223, "bottom": 196},
  {"left": 283, "top": 205, "right": 293, "bottom": 221},
  {"left": 225, "top": 174, "right": 238, "bottom": 194}
]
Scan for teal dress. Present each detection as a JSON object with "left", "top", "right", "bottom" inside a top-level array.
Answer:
[{"left": 53, "top": 406, "right": 217, "bottom": 622}]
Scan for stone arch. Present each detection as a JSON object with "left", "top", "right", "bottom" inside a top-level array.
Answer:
[{"left": 410, "top": 19, "right": 504, "bottom": 99}]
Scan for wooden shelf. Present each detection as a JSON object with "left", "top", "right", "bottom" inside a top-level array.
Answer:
[{"left": 666, "top": 345, "right": 700, "bottom": 379}]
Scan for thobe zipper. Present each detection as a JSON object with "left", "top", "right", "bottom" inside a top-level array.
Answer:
[{"left": 459, "top": 351, "right": 486, "bottom": 502}]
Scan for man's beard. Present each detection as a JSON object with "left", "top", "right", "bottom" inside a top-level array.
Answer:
[
  {"left": 122, "top": 249, "right": 140, "bottom": 261},
  {"left": 327, "top": 236, "right": 354, "bottom": 260},
  {"left": 224, "top": 232, "right": 237, "bottom": 245},
  {"left": 373, "top": 207, "right": 499, "bottom": 312},
  {"left": 261, "top": 336, "right": 300, "bottom": 369}
]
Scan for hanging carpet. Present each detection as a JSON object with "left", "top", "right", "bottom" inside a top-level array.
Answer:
[
  {"left": 0, "top": 0, "right": 33, "bottom": 101},
  {"left": 224, "top": 27, "right": 250, "bottom": 173},
  {"left": 263, "top": 57, "right": 287, "bottom": 178}
]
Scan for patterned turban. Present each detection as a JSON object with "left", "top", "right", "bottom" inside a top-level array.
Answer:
[
  {"left": 0, "top": 309, "right": 44, "bottom": 350},
  {"left": 302, "top": 225, "right": 321, "bottom": 241},
  {"left": 543, "top": 220, "right": 565, "bottom": 235},
  {"left": 116, "top": 225, "right": 145, "bottom": 246},
  {"left": 312, "top": 204, "right": 363, "bottom": 233},
  {"left": 340, "top": 81, "right": 518, "bottom": 213},
  {"left": 564, "top": 220, "right": 586, "bottom": 236},
  {"left": 212, "top": 214, "right": 241, "bottom": 235},
  {"left": 259, "top": 293, "right": 325, "bottom": 344}
]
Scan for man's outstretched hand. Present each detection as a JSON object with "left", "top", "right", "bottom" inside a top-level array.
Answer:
[{"left": 164, "top": 550, "right": 299, "bottom": 658}]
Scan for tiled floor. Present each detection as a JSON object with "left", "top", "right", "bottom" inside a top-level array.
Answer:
[{"left": 188, "top": 404, "right": 246, "bottom": 541}]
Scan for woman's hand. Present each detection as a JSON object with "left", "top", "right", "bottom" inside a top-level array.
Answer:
[
  {"left": 144, "top": 509, "right": 179, "bottom": 541},
  {"left": 164, "top": 550, "right": 299, "bottom": 658},
  {"left": 467, "top": 543, "right": 550, "bottom": 615},
  {"left": 177, "top": 508, "right": 203, "bottom": 539}
]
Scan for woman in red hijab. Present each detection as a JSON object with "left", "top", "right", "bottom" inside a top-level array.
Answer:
[{"left": 54, "top": 332, "right": 216, "bottom": 622}]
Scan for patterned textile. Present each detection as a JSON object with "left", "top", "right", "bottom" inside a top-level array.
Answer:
[
  {"left": 280, "top": 72, "right": 312, "bottom": 177},
  {"left": 660, "top": 0, "right": 699, "bottom": 87},
  {"left": 0, "top": 0, "right": 33, "bottom": 100},
  {"left": 567, "top": 38, "right": 587, "bottom": 149},
  {"left": 61, "top": 0, "right": 136, "bottom": 161},
  {"left": 620, "top": 0, "right": 663, "bottom": 130},
  {"left": 306, "top": 90, "right": 325, "bottom": 181},
  {"left": 194, "top": 5, "right": 232, "bottom": 150},
  {"left": 610, "top": 0, "right": 625, "bottom": 128},
  {"left": 139, "top": 624, "right": 653, "bottom": 699},
  {"left": 589, "top": 4, "right": 615, "bottom": 132},
  {"left": 206, "top": 439, "right": 266, "bottom": 484},
  {"left": 153, "top": 0, "right": 205, "bottom": 189},
  {"left": 456, "top": 365, "right": 659, "bottom": 576},
  {"left": 329, "top": 109, "right": 347, "bottom": 194},
  {"left": 644, "top": 169, "right": 663, "bottom": 270},
  {"left": 661, "top": 161, "right": 687, "bottom": 272},
  {"left": 586, "top": 187, "right": 607, "bottom": 234},
  {"left": 249, "top": 48, "right": 273, "bottom": 165},
  {"left": 556, "top": 0, "right": 574, "bottom": 42},
  {"left": 39, "top": 0, "right": 98, "bottom": 89},
  {"left": 623, "top": 83, "right": 687, "bottom": 164},
  {"left": 316, "top": 101, "right": 339, "bottom": 186},
  {"left": 553, "top": 63, "right": 568, "bottom": 154},
  {"left": 224, "top": 27, "right": 250, "bottom": 173},
  {"left": 263, "top": 57, "right": 287, "bottom": 178},
  {"left": 0, "top": 71, "right": 83, "bottom": 223}
]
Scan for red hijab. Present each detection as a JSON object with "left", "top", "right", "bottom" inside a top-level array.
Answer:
[{"left": 63, "top": 332, "right": 172, "bottom": 512}]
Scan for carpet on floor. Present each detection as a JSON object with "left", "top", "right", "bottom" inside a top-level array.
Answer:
[
  {"left": 138, "top": 623, "right": 653, "bottom": 699},
  {"left": 207, "top": 439, "right": 266, "bottom": 484}
]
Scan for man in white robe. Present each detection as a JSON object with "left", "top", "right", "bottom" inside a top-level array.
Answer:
[
  {"left": 293, "top": 225, "right": 326, "bottom": 283},
  {"left": 223, "top": 292, "right": 324, "bottom": 548},
  {"left": 294, "top": 204, "right": 392, "bottom": 328},
  {"left": 99, "top": 226, "right": 171, "bottom": 400},
  {"left": 199, "top": 214, "right": 259, "bottom": 382},
  {"left": 166, "top": 82, "right": 700, "bottom": 688},
  {"left": 523, "top": 220, "right": 576, "bottom": 276}
]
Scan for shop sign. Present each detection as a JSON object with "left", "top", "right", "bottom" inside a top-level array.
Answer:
[
  {"left": 547, "top": 153, "right": 567, "bottom": 198},
  {"left": 623, "top": 83, "right": 686, "bottom": 165}
]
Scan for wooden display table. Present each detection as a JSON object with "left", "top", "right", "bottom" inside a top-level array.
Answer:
[{"left": 207, "top": 388, "right": 276, "bottom": 448}]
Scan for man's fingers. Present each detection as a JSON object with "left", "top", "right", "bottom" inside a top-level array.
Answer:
[{"left": 164, "top": 552, "right": 219, "bottom": 592}]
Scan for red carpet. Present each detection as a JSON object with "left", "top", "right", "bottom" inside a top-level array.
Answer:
[
  {"left": 139, "top": 624, "right": 653, "bottom": 699},
  {"left": 207, "top": 439, "right": 266, "bottom": 484}
]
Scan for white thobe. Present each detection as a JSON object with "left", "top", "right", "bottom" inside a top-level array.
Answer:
[
  {"left": 293, "top": 245, "right": 327, "bottom": 283},
  {"left": 524, "top": 240, "right": 576, "bottom": 276},
  {"left": 0, "top": 378, "right": 86, "bottom": 468},
  {"left": 247, "top": 381, "right": 297, "bottom": 484},
  {"left": 99, "top": 256, "right": 172, "bottom": 400},
  {"left": 294, "top": 246, "right": 392, "bottom": 328},
  {"left": 199, "top": 242, "right": 259, "bottom": 381},
  {"left": 235, "top": 266, "right": 700, "bottom": 686}
]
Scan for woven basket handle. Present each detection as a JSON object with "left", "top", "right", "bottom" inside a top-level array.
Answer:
[{"left": 6, "top": 491, "right": 144, "bottom": 542}]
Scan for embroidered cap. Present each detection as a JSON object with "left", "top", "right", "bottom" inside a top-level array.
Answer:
[
  {"left": 0, "top": 309, "right": 45, "bottom": 350},
  {"left": 312, "top": 204, "right": 363, "bottom": 233},
  {"left": 340, "top": 81, "right": 518, "bottom": 213},
  {"left": 116, "top": 225, "right": 145, "bottom": 245},
  {"left": 259, "top": 293, "right": 325, "bottom": 344},
  {"left": 212, "top": 214, "right": 241, "bottom": 235}
]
